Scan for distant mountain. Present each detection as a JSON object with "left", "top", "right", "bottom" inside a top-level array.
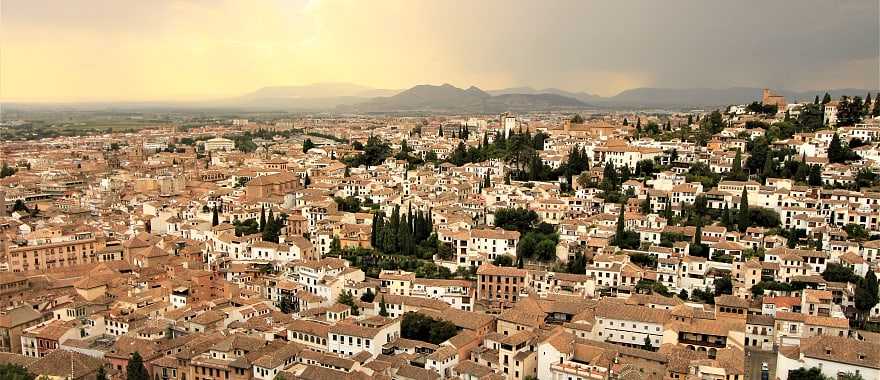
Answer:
[
  {"left": 5, "top": 84, "right": 875, "bottom": 113},
  {"left": 489, "top": 87, "right": 877, "bottom": 109},
  {"left": 208, "top": 83, "right": 399, "bottom": 110},
  {"left": 241, "top": 83, "right": 397, "bottom": 100},
  {"left": 344, "top": 84, "right": 588, "bottom": 113},
  {"left": 489, "top": 87, "right": 603, "bottom": 103}
]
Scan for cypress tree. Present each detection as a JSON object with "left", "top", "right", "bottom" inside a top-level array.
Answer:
[
  {"left": 738, "top": 187, "right": 750, "bottom": 232},
  {"left": 379, "top": 296, "right": 389, "bottom": 317},
  {"left": 640, "top": 195, "right": 651, "bottom": 215},
  {"left": 728, "top": 149, "right": 745, "bottom": 180},
  {"left": 873, "top": 95, "right": 880, "bottom": 117},
  {"left": 127, "top": 352, "right": 149, "bottom": 380},
  {"left": 212, "top": 206, "right": 219, "bottom": 226},
  {"left": 828, "top": 133, "right": 846, "bottom": 163},
  {"left": 96, "top": 366, "right": 108, "bottom": 380},
  {"left": 614, "top": 203, "right": 626, "bottom": 246},
  {"left": 371, "top": 213, "right": 379, "bottom": 248},
  {"left": 259, "top": 205, "right": 266, "bottom": 231},
  {"left": 822, "top": 92, "right": 832, "bottom": 104}
]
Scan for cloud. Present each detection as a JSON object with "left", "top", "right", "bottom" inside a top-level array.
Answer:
[{"left": 1, "top": 0, "right": 877, "bottom": 101}]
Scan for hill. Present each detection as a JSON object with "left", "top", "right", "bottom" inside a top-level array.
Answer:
[{"left": 344, "top": 84, "right": 588, "bottom": 113}]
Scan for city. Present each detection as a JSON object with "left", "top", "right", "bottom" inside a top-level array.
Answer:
[{"left": 0, "top": 2, "right": 878, "bottom": 380}]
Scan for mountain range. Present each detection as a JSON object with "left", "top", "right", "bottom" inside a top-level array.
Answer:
[
  {"left": 339, "top": 84, "right": 587, "bottom": 113},
  {"left": 237, "top": 83, "right": 874, "bottom": 112},
  {"left": 3, "top": 83, "right": 875, "bottom": 113}
]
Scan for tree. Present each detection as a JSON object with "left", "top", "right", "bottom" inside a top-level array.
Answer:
[
  {"left": 259, "top": 205, "right": 266, "bottom": 231},
  {"left": 844, "top": 223, "right": 869, "bottom": 241},
  {"left": 126, "top": 352, "right": 150, "bottom": 380},
  {"left": 566, "top": 252, "right": 587, "bottom": 274},
  {"left": 828, "top": 133, "right": 847, "bottom": 163},
  {"left": 873, "top": 95, "right": 880, "bottom": 117},
  {"left": 493, "top": 255, "right": 514, "bottom": 267},
  {"left": 822, "top": 93, "right": 832, "bottom": 104},
  {"left": 613, "top": 203, "right": 626, "bottom": 246},
  {"left": 808, "top": 164, "right": 822, "bottom": 186},
  {"left": 0, "top": 163, "right": 16, "bottom": 178},
  {"left": 95, "top": 366, "right": 108, "bottom": 380},
  {"left": 643, "top": 336, "right": 653, "bottom": 351},
  {"left": 211, "top": 206, "right": 219, "bottom": 226},
  {"left": 738, "top": 187, "right": 750, "bottom": 232},
  {"left": 494, "top": 208, "right": 539, "bottom": 233},
  {"left": 329, "top": 237, "right": 341, "bottom": 255},
  {"left": 678, "top": 289, "right": 689, "bottom": 300},
  {"left": 12, "top": 200, "right": 28, "bottom": 213},
  {"left": 379, "top": 296, "right": 389, "bottom": 317},
  {"left": 640, "top": 195, "right": 651, "bottom": 215},
  {"left": 839, "top": 372, "right": 866, "bottom": 380},
  {"left": 360, "top": 288, "right": 375, "bottom": 303},
  {"left": 401, "top": 312, "right": 457, "bottom": 344},
  {"left": 854, "top": 271, "right": 879, "bottom": 325},
  {"left": 821, "top": 263, "right": 861, "bottom": 284},
  {"left": 570, "top": 114, "right": 585, "bottom": 124},
  {"left": 714, "top": 275, "right": 733, "bottom": 296},
  {"left": 278, "top": 296, "right": 295, "bottom": 314},
  {"left": 727, "top": 149, "right": 746, "bottom": 181},
  {"left": 0, "top": 364, "right": 35, "bottom": 380},
  {"left": 788, "top": 367, "right": 830, "bottom": 380},
  {"left": 302, "top": 138, "right": 316, "bottom": 153}
]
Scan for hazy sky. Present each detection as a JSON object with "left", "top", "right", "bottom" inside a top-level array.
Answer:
[{"left": 1, "top": 0, "right": 878, "bottom": 102}]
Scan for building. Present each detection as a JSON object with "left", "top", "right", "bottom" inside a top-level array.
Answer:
[
  {"left": 762, "top": 88, "right": 786, "bottom": 110},
  {"left": 476, "top": 264, "right": 528, "bottom": 305},
  {"left": 776, "top": 336, "right": 879, "bottom": 380},
  {"left": 5, "top": 235, "right": 107, "bottom": 272},
  {"left": 327, "top": 316, "right": 400, "bottom": 357},
  {"left": 203, "top": 137, "right": 236, "bottom": 152}
]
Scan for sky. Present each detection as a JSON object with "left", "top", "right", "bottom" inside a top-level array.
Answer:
[{"left": 1, "top": 0, "right": 878, "bottom": 102}]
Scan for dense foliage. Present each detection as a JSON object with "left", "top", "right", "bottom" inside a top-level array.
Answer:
[{"left": 401, "top": 312, "right": 458, "bottom": 344}]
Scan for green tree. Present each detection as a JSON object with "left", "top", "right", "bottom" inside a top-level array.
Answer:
[
  {"left": 738, "top": 187, "right": 750, "bottom": 232},
  {"left": 828, "top": 133, "right": 847, "bottom": 163},
  {"left": 714, "top": 275, "right": 733, "bottom": 296},
  {"left": 302, "top": 138, "right": 316, "bottom": 153},
  {"left": 643, "top": 336, "right": 653, "bottom": 351},
  {"left": 379, "top": 296, "right": 389, "bottom": 317},
  {"left": 259, "top": 205, "right": 266, "bottom": 231},
  {"left": 788, "top": 367, "right": 830, "bottom": 380},
  {"left": 566, "top": 252, "right": 587, "bottom": 274},
  {"left": 0, "top": 163, "right": 16, "bottom": 178},
  {"left": 854, "top": 271, "right": 879, "bottom": 326},
  {"left": 493, "top": 255, "right": 514, "bottom": 267},
  {"left": 844, "top": 223, "right": 869, "bottom": 241},
  {"left": 126, "top": 352, "right": 150, "bottom": 380},
  {"left": 12, "top": 200, "right": 28, "bottom": 213},
  {"left": 0, "top": 363, "right": 35, "bottom": 380},
  {"left": 640, "top": 195, "right": 651, "bottom": 215},
  {"left": 211, "top": 206, "right": 219, "bottom": 226},
  {"left": 822, "top": 93, "right": 832, "bottom": 104},
  {"left": 360, "top": 288, "right": 375, "bottom": 303},
  {"left": 494, "top": 208, "right": 539, "bottom": 233},
  {"left": 96, "top": 366, "right": 108, "bottom": 380},
  {"left": 329, "top": 237, "right": 342, "bottom": 255},
  {"left": 873, "top": 95, "right": 880, "bottom": 117},
  {"left": 727, "top": 149, "right": 747, "bottom": 181},
  {"left": 613, "top": 203, "right": 626, "bottom": 246},
  {"left": 839, "top": 372, "right": 866, "bottom": 380}
]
